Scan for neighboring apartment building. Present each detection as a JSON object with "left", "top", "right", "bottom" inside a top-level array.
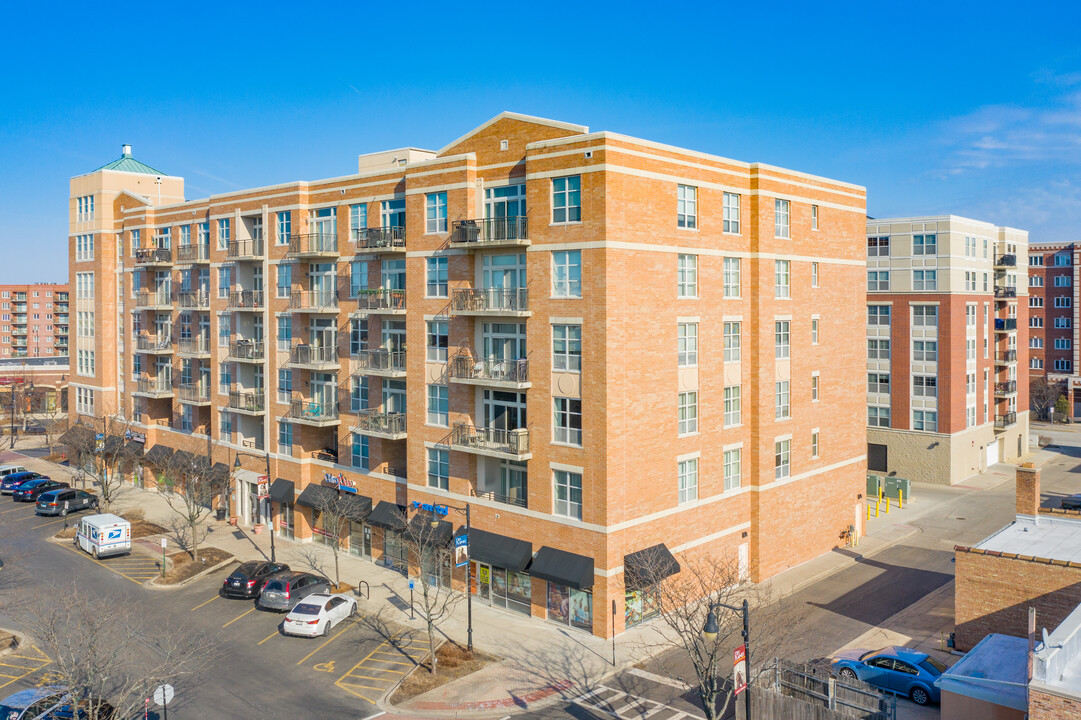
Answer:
[
  {"left": 1026, "top": 242, "right": 1081, "bottom": 414},
  {"left": 866, "top": 216, "right": 1029, "bottom": 485},
  {"left": 69, "top": 113, "right": 868, "bottom": 637},
  {"left": 0, "top": 283, "right": 69, "bottom": 359}
]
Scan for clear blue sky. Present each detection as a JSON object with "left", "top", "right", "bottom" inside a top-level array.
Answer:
[{"left": 2, "top": 1, "right": 1079, "bottom": 283}]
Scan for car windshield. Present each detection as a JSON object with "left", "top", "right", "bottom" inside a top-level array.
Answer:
[
  {"left": 919, "top": 657, "right": 947, "bottom": 675},
  {"left": 292, "top": 603, "right": 321, "bottom": 615}
]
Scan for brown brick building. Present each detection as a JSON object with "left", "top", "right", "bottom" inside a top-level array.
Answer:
[
  {"left": 0, "top": 283, "right": 69, "bottom": 359},
  {"left": 68, "top": 113, "right": 868, "bottom": 637}
]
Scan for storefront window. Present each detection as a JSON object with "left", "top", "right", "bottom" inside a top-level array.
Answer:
[
  {"left": 348, "top": 522, "right": 371, "bottom": 559},
  {"left": 384, "top": 530, "right": 407, "bottom": 573},
  {"left": 547, "top": 582, "right": 592, "bottom": 631},
  {"left": 471, "top": 563, "right": 531, "bottom": 616},
  {"left": 278, "top": 502, "right": 294, "bottom": 539},
  {"left": 625, "top": 588, "right": 659, "bottom": 627},
  {"left": 313, "top": 510, "right": 338, "bottom": 547}
]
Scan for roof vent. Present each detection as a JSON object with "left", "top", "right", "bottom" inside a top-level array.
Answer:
[{"left": 122, "top": 144, "right": 132, "bottom": 157}]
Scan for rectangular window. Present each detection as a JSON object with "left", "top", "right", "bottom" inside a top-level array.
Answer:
[
  {"left": 1056, "top": 254, "right": 1071, "bottom": 266},
  {"left": 811, "top": 205, "right": 819, "bottom": 230},
  {"left": 1031, "top": 337, "right": 1044, "bottom": 349},
  {"left": 913, "top": 234, "right": 937, "bottom": 255},
  {"left": 868, "top": 339, "right": 891, "bottom": 360},
  {"left": 218, "top": 266, "right": 231, "bottom": 298},
  {"left": 678, "top": 392, "right": 698, "bottom": 435},
  {"left": 276, "top": 211, "right": 291, "bottom": 244},
  {"left": 723, "top": 258, "right": 740, "bottom": 298},
  {"left": 277, "top": 316, "right": 292, "bottom": 352},
  {"left": 723, "top": 192, "right": 740, "bottom": 233},
  {"left": 426, "top": 321, "right": 448, "bottom": 362},
  {"left": 425, "top": 192, "right": 448, "bottom": 233},
  {"left": 775, "top": 260, "right": 791, "bottom": 298},
  {"left": 774, "top": 321, "right": 790, "bottom": 360},
  {"left": 427, "top": 384, "right": 449, "bottom": 426},
  {"left": 352, "top": 435, "right": 370, "bottom": 471},
  {"left": 677, "top": 322, "right": 698, "bottom": 366},
  {"left": 811, "top": 318, "right": 820, "bottom": 344},
  {"left": 678, "top": 254, "right": 698, "bottom": 298},
  {"left": 724, "top": 385, "right": 741, "bottom": 426},
  {"left": 552, "top": 250, "right": 582, "bottom": 298},
  {"left": 219, "top": 362, "right": 232, "bottom": 394},
  {"left": 350, "top": 204, "right": 367, "bottom": 237},
  {"left": 276, "top": 264, "right": 291, "bottom": 298},
  {"left": 1056, "top": 317, "right": 1073, "bottom": 328},
  {"left": 1031, "top": 316, "right": 1044, "bottom": 328},
  {"left": 278, "top": 369, "right": 292, "bottom": 404},
  {"left": 913, "top": 270, "right": 937, "bottom": 291},
  {"left": 217, "top": 218, "right": 230, "bottom": 249},
  {"left": 1030, "top": 254, "right": 1044, "bottom": 266},
  {"left": 348, "top": 375, "right": 367, "bottom": 412},
  {"left": 553, "top": 470, "right": 583, "bottom": 520},
  {"left": 867, "top": 236, "right": 890, "bottom": 257},
  {"left": 553, "top": 324, "right": 582, "bottom": 372},
  {"left": 775, "top": 439, "right": 791, "bottom": 479},
  {"left": 867, "top": 271, "right": 889, "bottom": 291},
  {"left": 812, "top": 374, "right": 820, "bottom": 401},
  {"left": 724, "top": 449, "right": 741, "bottom": 490},
  {"left": 677, "top": 185, "right": 697, "bottom": 229},
  {"left": 350, "top": 319, "right": 368, "bottom": 356},
  {"left": 426, "top": 257, "right": 448, "bottom": 297},
  {"left": 349, "top": 260, "right": 367, "bottom": 298},
  {"left": 723, "top": 322, "right": 741, "bottom": 362},
  {"left": 1055, "top": 338, "right": 1072, "bottom": 350},
  {"left": 868, "top": 406, "right": 891, "bottom": 427},
  {"left": 774, "top": 199, "right": 790, "bottom": 238},
  {"left": 678, "top": 458, "right": 698, "bottom": 504},
  {"left": 1056, "top": 359, "right": 1073, "bottom": 371},
  {"left": 913, "top": 375, "right": 938, "bottom": 397},
  {"left": 554, "top": 397, "right": 583, "bottom": 446},
  {"left": 1056, "top": 296, "right": 1072, "bottom": 308},
  {"left": 812, "top": 262, "right": 819, "bottom": 287},
  {"left": 913, "top": 410, "right": 938, "bottom": 432},
  {"left": 218, "top": 315, "right": 231, "bottom": 347},
  {"left": 775, "top": 381, "right": 790, "bottom": 419},
  {"left": 552, "top": 175, "right": 582, "bottom": 223},
  {"left": 1055, "top": 275, "right": 1072, "bottom": 287},
  {"left": 912, "top": 340, "right": 938, "bottom": 362},
  {"left": 868, "top": 305, "right": 891, "bottom": 326},
  {"left": 912, "top": 306, "right": 938, "bottom": 326},
  {"left": 427, "top": 448, "right": 449, "bottom": 490},
  {"left": 811, "top": 431, "right": 820, "bottom": 458},
  {"left": 1032, "top": 358, "right": 1044, "bottom": 370}
]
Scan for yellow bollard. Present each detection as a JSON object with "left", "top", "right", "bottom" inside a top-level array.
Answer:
[
  {"left": 879, "top": 486, "right": 883, "bottom": 502},
  {"left": 885, "top": 497, "right": 890, "bottom": 514},
  {"left": 875, "top": 499, "right": 880, "bottom": 517},
  {"left": 898, "top": 489, "right": 904, "bottom": 510},
  {"left": 866, "top": 503, "right": 871, "bottom": 521}
]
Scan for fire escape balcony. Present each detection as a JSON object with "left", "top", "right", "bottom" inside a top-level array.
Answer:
[{"left": 450, "top": 217, "right": 529, "bottom": 248}]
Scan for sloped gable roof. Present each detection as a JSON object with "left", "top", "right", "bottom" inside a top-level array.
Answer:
[{"left": 437, "top": 112, "right": 588, "bottom": 157}]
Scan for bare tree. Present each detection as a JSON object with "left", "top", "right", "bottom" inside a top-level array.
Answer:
[
  {"left": 16, "top": 582, "right": 216, "bottom": 720},
  {"left": 157, "top": 451, "right": 229, "bottom": 563},
  {"left": 634, "top": 552, "right": 808, "bottom": 720},
  {"left": 59, "top": 410, "right": 137, "bottom": 510},
  {"left": 37, "top": 389, "right": 67, "bottom": 457},
  {"left": 1031, "top": 377, "right": 1065, "bottom": 421},
  {"left": 403, "top": 511, "right": 462, "bottom": 675},
  {"left": 307, "top": 489, "right": 367, "bottom": 588}
]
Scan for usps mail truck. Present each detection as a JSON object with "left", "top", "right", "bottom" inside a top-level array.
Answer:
[{"left": 75, "top": 513, "right": 131, "bottom": 559}]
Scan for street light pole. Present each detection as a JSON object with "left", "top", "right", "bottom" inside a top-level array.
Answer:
[
  {"left": 702, "top": 599, "right": 751, "bottom": 720},
  {"left": 432, "top": 501, "right": 472, "bottom": 653},
  {"left": 233, "top": 450, "right": 276, "bottom": 563}
]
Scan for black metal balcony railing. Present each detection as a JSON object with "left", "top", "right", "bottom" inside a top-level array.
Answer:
[
  {"left": 228, "top": 340, "right": 265, "bottom": 361},
  {"left": 995, "top": 318, "right": 1018, "bottom": 331},
  {"left": 134, "top": 248, "right": 172, "bottom": 265},
  {"left": 287, "top": 233, "right": 338, "bottom": 256},
  {"left": 135, "top": 376, "right": 172, "bottom": 396},
  {"left": 450, "top": 423, "right": 530, "bottom": 457},
  {"left": 449, "top": 355, "right": 529, "bottom": 384},
  {"left": 135, "top": 335, "right": 172, "bottom": 353},
  {"left": 226, "top": 238, "right": 265, "bottom": 259},
  {"left": 995, "top": 381, "right": 1018, "bottom": 395},
  {"left": 995, "top": 350, "right": 1018, "bottom": 363},
  {"left": 229, "top": 391, "right": 265, "bottom": 413},
  {"left": 994, "top": 254, "right": 1017, "bottom": 267},
  {"left": 290, "top": 344, "right": 339, "bottom": 366},
  {"left": 353, "top": 349, "right": 406, "bottom": 374},
  {"left": 228, "top": 290, "right": 264, "bottom": 309},
  {"left": 177, "top": 245, "right": 210, "bottom": 263},
  {"left": 471, "top": 487, "right": 527, "bottom": 508},
  {"left": 134, "top": 290, "right": 171, "bottom": 308},
  {"left": 178, "top": 290, "right": 211, "bottom": 309},
  {"left": 450, "top": 288, "right": 529, "bottom": 314},
  {"left": 994, "top": 287, "right": 1017, "bottom": 299},
  {"left": 995, "top": 412, "right": 1017, "bottom": 429},
  {"left": 289, "top": 399, "right": 339, "bottom": 422},
  {"left": 289, "top": 290, "right": 339, "bottom": 311},
  {"left": 354, "top": 226, "right": 405, "bottom": 251},
  {"left": 451, "top": 217, "right": 529, "bottom": 245},
  {"left": 178, "top": 383, "right": 210, "bottom": 403},
  {"left": 354, "top": 410, "right": 407, "bottom": 437},
  {"left": 355, "top": 289, "right": 405, "bottom": 313},
  {"left": 178, "top": 337, "right": 210, "bottom": 355}
]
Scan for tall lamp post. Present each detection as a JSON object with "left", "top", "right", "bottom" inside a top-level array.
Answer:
[
  {"left": 702, "top": 599, "right": 751, "bottom": 720},
  {"left": 430, "top": 501, "right": 472, "bottom": 653},
  {"left": 233, "top": 451, "right": 275, "bottom": 562}
]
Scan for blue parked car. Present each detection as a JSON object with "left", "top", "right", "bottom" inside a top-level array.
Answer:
[
  {"left": 0, "top": 471, "right": 47, "bottom": 495},
  {"left": 830, "top": 646, "right": 946, "bottom": 705},
  {"left": 0, "top": 686, "right": 72, "bottom": 719}
]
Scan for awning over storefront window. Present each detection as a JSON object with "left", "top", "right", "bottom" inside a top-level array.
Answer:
[
  {"left": 528, "top": 546, "right": 594, "bottom": 590},
  {"left": 100, "top": 435, "right": 124, "bottom": 455},
  {"left": 623, "top": 543, "right": 681, "bottom": 588},
  {"left": 120, "top": 440, "right": 144, "bottom": 460},
  {"left": 58, "top": 424, "right": 93, "bottom": 448},
  {"left": 366, "top": 501, "right": 407, "bottom": 531},
  {"left": 296, "top": 484, "right": 372, "bottom": 522},
  {"left": 465, "top": 528, "right": 532, "bottom": 572},
  {"left": 171, "top": 450, "right": 195, "bottom": 469},
  {"left": 405, "top": 512, "right": 453, "bottom": 547},
  {"left": 269, "top": 478, "right": 295, "bottom": 503},
  {"left": 209, "top": 462, "right": 230, "bottom": 483},
  {"left": 143, "top": 445, "right": 174, "bottom": 466}
]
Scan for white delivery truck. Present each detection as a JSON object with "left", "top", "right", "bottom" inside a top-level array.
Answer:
[{"left": 75, "top": 513, "right": 131, "bottom": 559}]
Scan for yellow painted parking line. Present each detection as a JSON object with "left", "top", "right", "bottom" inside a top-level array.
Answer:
[
  {"left": 0, "top": 505, "right": 31, "bottom": 514},
  {"left": 0, "top": 647, "right": 51, "bottom": 690},
  {"left": 222, "top": 608, "right": 255, "bottom": 628},
  {"left": 0, "top": 661, "right": 43, "bottom": 670},
  {"left": 296, "top": 621, "right": 359, "bottom": 666},
  {"left": 257, "top": 628, "right": 281, "bottom": 645},
  {"left": 29, "top": 518, "right": 71, "bottom": 529},
  {"left": 366, "top": 658, "right": 414, "bottom": 666},
  {"left": 191, "top": 595, "right": 220, "bottom": 611},
  {"left": 343, "top": 672, "right": 404, "bottom": 681},
  {"left": 64, "top": 545, "right": 142, "bottom": 586},
  {"left": 0, "top": 673, "right": 19, "bottom": 679}
]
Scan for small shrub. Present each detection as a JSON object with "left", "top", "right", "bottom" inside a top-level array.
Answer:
[{"left": 121, "top": 508, "right": 145, "bottom": 523}]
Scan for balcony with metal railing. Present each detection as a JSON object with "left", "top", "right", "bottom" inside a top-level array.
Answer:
[
  {"left": 289, "top": 344, "right": 340, "bottom": 370},
  {"left": 448, "top": 354, "right": 530, "bottom": 389},
  {"left": 133, "top": 375, "right": 173, "bottom": 399},
  {"left": 289, "top": 290, "right": 339, "bottom": 313},
  {"left": 178, "top": 290, "right": 211, "bottom": 309},
  {"left": 178, "top": 383, "right": 211, "bottom": 405},
  {"left": 227, "top": 238, "right": 265, "bottom": 260},
  {"left": 177, "top": 245, "right": 210, "bottom": 263},
  {"left": 994, "top": 254, "right": 1017, "bottom": 268},
  {"left": 353, "top": 226, "right": 406, "bottom": 252},
  {"left": 228, "top": 340, "right": 265, "bottom": 362},
  {"left": 449, "top": 423, "right": 531, "bottom": 461},
  {"left": 994, "top": 318, "right": 1018, "bottom": 332},
  {"left": 228, "top": 290, "right": 265, "bottom": 311},
  {"left": 134, "top": 334, "right": 173, "bottom": 354},
  {"left": 450, "top": 217, "right": 529, "bottom": 248},
  {"left": 134, "top": 248, "right": 172, "bottom": 266},
  {"left": 450, "top": 288, "right": 529, "bottom": 316},
  {"left": 178, "top": 337, "right": 211, "bottom": 358},
  {"left": 471, "top": 486, "right": 527, "bottom": 508},
  {"left": 228, "top": 390, "right": 266, "bottom": 415},
  {"left": 351, "top": 410, "right": 407, "bottom": 440},
  {"left": 994, "top": 287, "right": 1017, "bottom": 299},
  {"left": 286, "top": 233, "right": 338, "bottom": 258},
  {"left": 134, "top": 290, "right": 172, "bottom": 310},
  {"left": 289, "top": 399, "right": 339, "bottom": 426},
  {"left": 995, "top": 412, "right": 1017, "bottom": 430},
  {"left": 995, "top": 350, "right": 1018, "bottom": 364},
  {"left": 352, "top": 349, "right": 406, "bottom": 377},
  {"left": 354, "top": 289, "right": 405, "bottom": 315},
  {"left": 994, "top": 381, "right": 1018, "bottom": 397}
]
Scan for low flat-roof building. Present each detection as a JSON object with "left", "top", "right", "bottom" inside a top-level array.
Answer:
[
  {"left": 1030, "top": 600, "right": 1081, "bottom": 717},
  {"left": 936, "top": 633, "right": 1028, "bottom": 720}
]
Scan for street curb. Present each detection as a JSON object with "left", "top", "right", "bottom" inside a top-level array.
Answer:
[
  {"left": 145, "top": 554, "right": 238, "bottom": 590},
  {"left": 0, "top": 628, "right": 27, "bottom": 659}
]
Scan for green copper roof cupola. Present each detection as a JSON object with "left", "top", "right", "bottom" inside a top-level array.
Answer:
[{"left": 94, "top": 144, "right": 166, "bottom": 175}]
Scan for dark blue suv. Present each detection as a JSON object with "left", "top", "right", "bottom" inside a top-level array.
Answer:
[{"left": 0, "top": 471, "right": 47, "bottom": 495}]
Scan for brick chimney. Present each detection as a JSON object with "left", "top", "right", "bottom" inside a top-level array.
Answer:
[{"left": 1016, "top": 463, "right": 1041, "bottom": 518}]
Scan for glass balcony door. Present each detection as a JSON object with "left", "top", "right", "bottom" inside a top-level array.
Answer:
[
  {"left": 381, "top": 260, "right": 406, "bottom": 291},
  {"left": 482, "top": 322, "right": 526, "bottom": 362},
  {"left": 482, "top": 254, "right": 526, "bottom": 291},
  {"left": 483, "top": 390, "right": 526, "bottom": 431}
]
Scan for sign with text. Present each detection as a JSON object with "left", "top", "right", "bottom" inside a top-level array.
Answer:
[
  {"left": 454, "top": 533, "right": 469, "bottom": 567},
  {"left": 410, "top": 500, "right": 448, "bottom": 516},
  {"left": 733, "top": 644, "right": 747, "bottom": 695},
  {"left": 322, "top": 471, "right": 357, "bottom": 494},
  {"left": 257, "top": 475, "right": 269, "bottom": 500}
]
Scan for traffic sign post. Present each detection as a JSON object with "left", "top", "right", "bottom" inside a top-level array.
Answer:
[
  {"left": 153, "top": 684, "right": 174, "bottom": 720},
  {"left": 160, "top": 537, "right": 167, "bottom": 578}
]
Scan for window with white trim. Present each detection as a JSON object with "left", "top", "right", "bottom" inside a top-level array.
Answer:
[
  {"left": 75, "top": 234, "right": 94, "bottom": 261},
  {"left": 775, "top": 260, "right": 791, "bottom": 298},
  {"left": 427, "top": 384, "right": 449, "bottom": 426},
  {"left": 811, "top": 431, "right": 820, "bottom": 457},
  {"left": 1056, "top": 296, "right": 1072, "bottom": 308},
  {"left": 1031, "top": 337, "right": 1044, "bottom": 348},
  {"left": 677, "top": 185, "right": 697, "bottom": 229},
  {"left": 913, "top": 410, "right": 938, "bottom": 432},
  {"left": 678, "top": 254, "right": 698, "bottom": 298},
  {"left": 811, "top": 205, "right": 819, "bottom": 230},
  {"left": 868, "top": 406, "right": 890, "bottom": 427},
  {"left": 912, "top": 341, "right": 937, "bottom": 362},
  {"left": 678, "top": 392, "right": 697, "bottom": 435},
  {"left": 723, "top": 258, "right": 740, "bottom": 298},
  {"left": 427, "top": 448, "right": 448, "bottom": 490},
  {"left": 913, "top": 375, "right": 937, "bottom": 397},
  {"left": 552, "top": 175, "right": 581, "bottom": 223},
  {"left": 775, "top": 321, "right": 790, "bottom": 359},
  {"left": 723, "top": 192, "right": 740, "bottom": 233},
  {"left": 868, "top": 305, "right": 891, "bottom": 325},
  {"left": 1056, "top": 338, "right": 1072, "bottom": 350},
  {"left": 775, "top": 381, "right": 790, "bottom": 419},
  {"left": 425, "top": 192, "right": 448, "bottom": 233},
  {"left": 426, "top": 257, "right": 448, "bottom": 297},
  {"left": 552, "top": 250, "right": 582, "bottom": 298},
  {"left": 868, "top": 339, "right": 891, "bottom": 360},
  {"left": 553, "top": 324, "right": 582, "bottom": 372},
  {"left": 1055, "top": 274, "right": 1072, "bottom": 287},
  {"left": 677, "top": 458, "right": 698, "bottom": 504},
  {"left": 426, "top": 321, "right": 448, "bottom": 362},
  {"left": 1031, "top": 358, "right": 1044, "bottom": 369},
  {"left": 1055, "top": 254, "right": 1071, "bottom": 266},
  {"left": 553, "top": 470, "right": 583, "bottom": 520},
  {"left": 1057, "top": 317, "right": 1073, "bottom": 328},
  {"left": 868, "top": 271, "right": 889, "bottom": 291},
  {"left": 1056, "top": 359, "right": 1073, "bottom": 371},
  {"left": 723, "top": 322, "right": 741, "bottom": 362},
  {"left": 724, "top": 385, "right": 741, "bottom": 427},
  {"left": 811, "top": 262, "right": 819, "bottom": 287},
  {"left": 775, "top": 439, "right": 790, "bottom": 479},
  {"left": 867, "top": 236, "right": 889, "bottom": 257},
  {"left": 677, "top": 322, "right": 698, "bottom": 366},
  {"left": 554, "top": 397, "right": 583, "bottom": 446},
  {"left": 811, "top": 374, "right": 819, "bottom": 401},
  {"left": 774, "top": 199, "right": 790, "bottom": 239},
  {"left": 811, "top": 318, "right": 819, "bottom": 344},
  {"left": 724, "top": 449, "right": 741, "bottom": 490},
  {"left": 868, "top": 373, "right": 890, "bottom": 394},
  {"left": 913, "top": 234, "right": 936, "bottom": 255},
  {"left": 913, "top": 270, "right": 937, "bottom": 291}
]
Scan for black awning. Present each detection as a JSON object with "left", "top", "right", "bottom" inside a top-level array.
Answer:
[
  {"left": 269, "top": 478, "right": 295, "bottom": 503},
  {"left": 120, "top": 441, "right": 144, "bottom": 460},
  {"left": 59, "top": 424, "right": 93, "bottom": 448},
  {"left": 367, "top": 501, "right": 407, "bottom": 531},
  {"left": 528, "top": 546, "right": 594, "bottom": 590},
  {"left": 209, "top": 462, "right": 230, "bottom": 483},
  {"left": 624, "top": 543, "right": 681, "bottom": 588},
  {"left": 465, "top": 528, "right": 532, "bottom": 572},
  {"left": 100, "top": 435, "right": 124, "bottom": 455},
  {"left": 171, "top": 449, "right": 195, "bottom": 469},
  {"left": 295, "top": 485, "right": 372, "bottom": 522},
  {"left": 296, "top": 483, "right": 337, "bottom": 509},
  {"left": 405, "top": 512, "right": 453, "bottom": 547},
  {"left": 143, "top": 445, "right": 174, "bottom": 466},
  {"left": 192, "top": 455, "right": 213, "bottom": 474}
]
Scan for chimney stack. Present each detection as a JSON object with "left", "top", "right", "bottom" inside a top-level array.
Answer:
[
  {"left": 122, "top": 144, "right": 132, "bottom": 157},
  {"left": 1016, "top": 463, "right": 1041, "bottom": 518}
]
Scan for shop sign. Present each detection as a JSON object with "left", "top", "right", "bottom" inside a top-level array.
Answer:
[
  {"left": 322, "top": 472, "right": 357, "bottom": 494},
  {"left": 410, "top": 501, "right": 448, "bottom": 516},
  {"left": 312, "top": 527, "right": 334, "bottom": 538},
  {"left": 125, "top": 430, "right": 147, "bottom": 444},
  {"left": 454, "top": 533, "right": 469, "bottom": 567}
]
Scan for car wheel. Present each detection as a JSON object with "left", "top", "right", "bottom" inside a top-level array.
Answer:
[
  {"left": 839, "top": 668, "right": 857, "bottom": 681},
  {"left": 910, "top": 686, "right": 930, "bottom": 706},
  {"left": 91, "top": 546, "right": 98, "bottom": 559},
  {"left": 350, "top": 602, "right": 358, "bottom": 618},
  {"left": 91, "top": 500, "right": 98, "bottom": 510},
  {"left": 322, "top": 622, "right": 330, "bottom": 637}
]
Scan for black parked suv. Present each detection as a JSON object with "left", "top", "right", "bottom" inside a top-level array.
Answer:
[
  {"left": 258, "top": 572, "right": 331, "bottom": 611},
  {"left": 222, "top": 561, "right": 290, "bottom": 599}
]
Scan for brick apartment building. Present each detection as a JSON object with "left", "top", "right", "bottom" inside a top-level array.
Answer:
[
  {"left": 866, "top": 216, "right": 1029, "bottom": 485},
  {"left": 0, "top": 283, "right": 69, "bottom": 359},
  {"left": 1026, "top": 242, "right": 1081, "bottom": 415},
  {"left": 68, "top": 113, "right": 868, "bottom": 637}
]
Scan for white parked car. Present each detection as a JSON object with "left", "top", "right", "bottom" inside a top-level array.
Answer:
[{"left": 282, "top": 593, "right": 358, "bottom": 637}]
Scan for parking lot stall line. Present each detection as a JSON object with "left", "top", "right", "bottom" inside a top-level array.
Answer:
[
  {"left": 296, "top": 620, "right": 360, "bottom": 666},
  {"left": 257, "top": 629, "right": 281, "bottom": 645},
  {"left": 29, "top": 518, "right": 72, "bottom": 529},
  {"left": 190, "top": 595, "right": 220, "bottom": 611},
  {"left": 64, "top": 545, "right": 145, "bottom": 586},
  {"left": 222, "top": 608, "right": 256, "bottom": 628}
]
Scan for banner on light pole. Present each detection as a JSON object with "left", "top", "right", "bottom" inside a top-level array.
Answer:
[{"left": 733, "top": 644, "right": 748, "bottom": 695}]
